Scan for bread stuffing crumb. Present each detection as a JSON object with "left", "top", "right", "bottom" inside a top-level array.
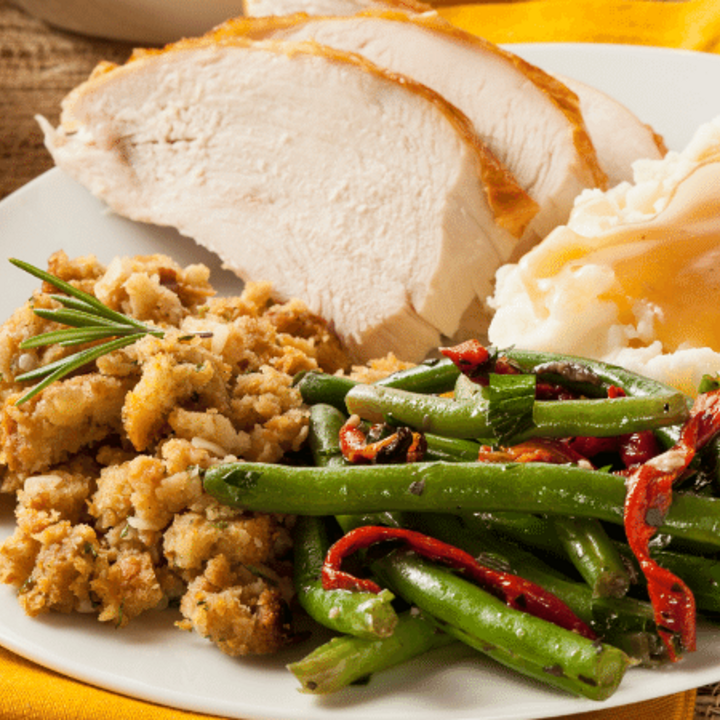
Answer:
[{"left": 0, "top": 251, "right": 349, "bottom": 656}]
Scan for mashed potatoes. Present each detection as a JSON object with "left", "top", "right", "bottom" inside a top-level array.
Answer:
[
  {"left": 0, "top": 251, "right": 348, "bottom": 655},
  {"left": 488, "top": 116, "right": 720, "bottom": 397}
]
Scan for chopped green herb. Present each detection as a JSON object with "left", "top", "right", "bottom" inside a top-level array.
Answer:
[
  {"left": 9, "top": 259, "right": 208, "bottom": 406},
  {"left": 115, "top": 602, "right": 125, "bottom": 628},
  {"left": 487, "top": 372, "right": 536, "bottom": 444}
]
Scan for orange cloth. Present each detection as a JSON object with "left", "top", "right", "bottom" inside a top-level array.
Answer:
[
  {"left": 0, "top": 646, "right": 229, "bottom": 720},
  {"left": 0, "top": 1, "right": 714, "bottom": 719},
  {"left": 0, "top": 643, "right": 697, "bottom": 720},
  {"left": 553, "top": 687, "right": 697, "bottom": 720},
  {"left": 438, "top": 0, "right": 720, "bottom": 52}
]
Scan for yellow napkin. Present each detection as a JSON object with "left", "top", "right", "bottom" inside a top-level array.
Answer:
[
  {"left": 0, "top": 646, "right": 229, "bottom": 720},
  {"left": 0, "top": 1, "right": 716, "bottom": 719},
  {"left": 438, "top": 0, "right": 720, "bottom": 52},
  {"left": 0, "top": 644, "right": 698, "bottom": 720},
  {"left": 553, "top": 688, "right": 697, "bottom": 720}
]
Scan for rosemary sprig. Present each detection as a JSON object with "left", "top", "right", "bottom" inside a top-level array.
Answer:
[{"left": 10, "top": 258, "right": 166, "bottom": 406}]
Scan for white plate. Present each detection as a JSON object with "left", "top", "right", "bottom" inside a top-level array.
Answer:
[{"left": 2, "top": 43, "right": 720, "bottom": 720}]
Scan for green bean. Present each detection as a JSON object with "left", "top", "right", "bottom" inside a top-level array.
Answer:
[
  {"left": 693, "top": 436, "right": 720, "bottom": 495},
  {"left": 202, "top": 460, "right": 720, "bottom": 548},
  {"left": 292, "top": 514, "right": 398, "bottom": 639},
  {"left": 301, "top": 408, "right": 400, "bottom": 635},
  {"left": 287, "top": 611, "right": 455, "bottom": 694},
  {"left": 308, "top": 394, "right": 483, "bottom": 465},
  {"left": 585, "top": 593, "right": 669, "bottom": 665},
  {"left": 303, "top": 407, "right": 400, "bottom": 637},
  {"left": 295, "top": 357, "right": 460, "bottom": 411},
  {"left": 612, "top": 542, "right": 720, "bottom": 614},
  {"left": 453, "top": 372, "right": 486, "bottom": 401},
  {"left": 314, "top": 397, "right": 484, "bottom": 468},
  {"left": 503, "top": 348, "right": 685, "bottom": 399},
  {"left": 298, "top": 347, "right": 686, "bottom": 411},
  {"left": 373, "top": 357, "right": 460, "bottom": 393},
  {"left": 502, "top": 347, "right": 693, "bottom": 448},
  {"left": 410, "top": 513, "right": 666, "bottom": 665},
  {"left": 335, "top": 512, "right": 407, "bottom": 532},
  {"left": 296, "top": 373, "right": 358, "bottom": 413},
  {"left": 371, "top": 548, "right": 632, "bottom": 700},
  {"left": 343, "top": 510, "right": 653, "bottom": 650},
  {"left": 423, "top": 434, "right": 483, "bottom": 462},
  {"left": 465, "top": 511, "right": 565, "bottom": 559},
  {"left": 437, "top": 618, "right": 644, "bottom": 693},
  {"left": 307, "top": 404, "right": 412, "bottom": 532},
  {"left": 408, "top": 512, "right": 570, "bottom": 583},
  {"left": 344, "top": 383, "right": 688, "bottom": 443},
  {"left": 550, "top": 516, "right": 631, "bottom": 599},
  {"left": 308, "top": 403, "right": 348, "bottom": 468},
  {"left": 293, "top": 406, "right": 454, "bottom": 692},
  {"left": 472, "top": 511, "right": 720, "bottom": 614},
  {"left": 651, "top": 551, "right": 720, "bottom": 613},
  {"left": 600, "top": 631, "right": 668, "bottom": 667},
  {"left": 471, "top": 512, "right": 720, "bottom": 616}
]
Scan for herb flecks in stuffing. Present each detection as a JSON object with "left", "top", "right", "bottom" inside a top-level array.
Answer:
[{"left": 0, "top": 251, "right": 349, "bottom": 655}]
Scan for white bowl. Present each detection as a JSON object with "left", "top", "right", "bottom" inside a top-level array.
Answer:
[{"left": 14, "top": 0, "right": 247, "bottom": 45}]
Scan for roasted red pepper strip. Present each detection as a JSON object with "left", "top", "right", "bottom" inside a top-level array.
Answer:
[
  {"left": 442, "top": 339, "right": 587, "bottom": 399},
  {"left": 567, "top": 430, "right": 660, "bottom": 471},
  {"left": 440, "top": 339, "right": 491, "bottom": 381},
  {"left": 619, "top": 431, "right": 662, "bottom": 469},
  {"left": 339, "top": 416, "right": 426, "bottom": 464},
  {"left": 477, "top": 437, "right": 593, "bottom": 467},
  {"left": 440, "top": 340, "right": 525, "bottom": 386},
  {"left": 535, "top": 382, "right": 580, "bottom": 400},
  {"left": 567, "top": 435, "right": 620, "bottom": 460},
  {"left": 624, "top": 389, "right": 720, "bottom": 660},
  {"left": 322, "top": 525, "right": 597, "bottom": 640},
  {"left": 442, "top": 341, "right": 632, "bottom": 404}
]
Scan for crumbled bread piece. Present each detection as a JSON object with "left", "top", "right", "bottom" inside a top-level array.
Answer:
[{"left": 0, "top": 252, "right": 348, "bottom": 656}]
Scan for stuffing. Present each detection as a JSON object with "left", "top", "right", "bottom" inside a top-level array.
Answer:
[
  {"left": 163, "top": 509, "right": 293, "bottom": 580},
  {"left": 0, "top": 528, "right": 40, "bottom": 588},
  {"left": 16, "top": 521, "right": 99, "bottom": 617},
  {"left": 2, "top": 374, "right": 130, "bottom": 477},
  {"left": 91, "top": 547, "right": 165, "bottom": 627},
  {"left": 16, "top": 468, "right": 95, "bottom": 535},
  {"left": 119, "top": 337, "right": 232, "bottom": 452},
  {"left": 177, "top": 554, "right": 293, "bottom": 657},
  {"left": 93, "top": 254, "right": 214, "bottom": 322},
  {"left": 167, "top": 409, "right": 252, "bottom": 458},
  {"left": 0, "top": 251, "right": 349, "bottom": 656},
  {"left": 348, "top": 352, "right": 415, "bottom": 384}
]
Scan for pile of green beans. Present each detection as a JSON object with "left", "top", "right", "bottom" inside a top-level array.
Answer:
[{"left": 203, "top": 347, "right": 720, "bottom": 700}]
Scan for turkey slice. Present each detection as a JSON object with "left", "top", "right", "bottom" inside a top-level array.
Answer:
[
  {"left": 212, "top": 11, "right": 607, "bottom": 250},
  {"left": 40, "top": 37, "right": 533, "bottom": 362},
  {"left": 558, "top": 74, "right": 667, "bottom": 187}
]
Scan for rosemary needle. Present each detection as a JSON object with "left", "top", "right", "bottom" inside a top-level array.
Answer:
[{"left": 9, "top": 258, "right": 167, "bottom": 406}]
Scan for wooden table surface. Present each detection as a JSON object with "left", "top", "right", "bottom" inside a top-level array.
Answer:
[
  {"left": 1, "top": 1, "right": 720, "bottom": 717},
  {"left": 0, "top": 0, "right": 135, "bottom": 200}
]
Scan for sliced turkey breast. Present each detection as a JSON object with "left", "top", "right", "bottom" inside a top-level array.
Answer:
[
  {"left": 558, "top": 74, "right": 667, "bottom": 187},
  {"left": 40, "top": 37, "right": 534, "bottom": 363},
  {"left": 212, "top": 11, "right": 607, "bottom": 250}
]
